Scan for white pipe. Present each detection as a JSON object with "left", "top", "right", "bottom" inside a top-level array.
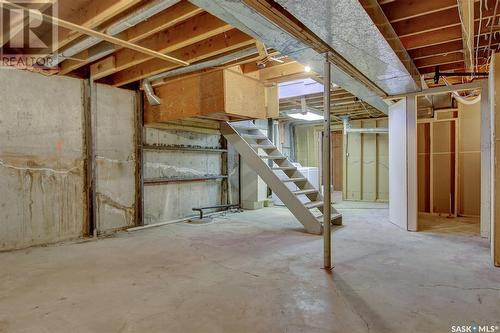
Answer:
[
  {"left": 346, "top": 127, "right": 388, "bottom": 134},
  {"left": 342, "top": 116, "right": 388, "bottom": 134},
  {"left": 452, "top": 91, "right": 481, "bottom": 105}
]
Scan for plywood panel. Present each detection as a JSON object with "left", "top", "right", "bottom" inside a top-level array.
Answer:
[
  {"left": 265, "top": 85, "right": 280, "bottom": 119},
  {"left": 417, "top": 123, "right": 430, "bottom": 212},
  {"left": 332, "top": 131, "right": 343, "bottom": 191},
  {"left": 346, "top": 132, "right": 362, "bottom": 200},
  {"left": 224, "top": 69, "right": 266, "bottom": 119},
  {"left": 432, "top": 121, "right": 456, "bottom": 214},
  {"left": 458, "top": 102, "right": 481, "bottom": 216},
  {"left": 146, "top": 70, "right": 225, "bottom": 122},
  {"left": 145, "top": 69, "right": 266, "bottom": 123},
  {"left": 377, "top": 119, "right": 389, "bottom": 201}
]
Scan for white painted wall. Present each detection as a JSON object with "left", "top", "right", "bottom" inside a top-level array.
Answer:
[{"left": 389, "top": 99, "right": 408, "bottom": 230}]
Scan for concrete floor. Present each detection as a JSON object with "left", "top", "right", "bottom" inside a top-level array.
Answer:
[{"left": 0, "top": 206, "right": 499, "bottom": 333}]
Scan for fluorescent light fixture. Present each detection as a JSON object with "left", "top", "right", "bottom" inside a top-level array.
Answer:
[
  {"left": 304, "top": 65, "right": 311, "bottom": 73},
  {"left": 288, "top": 112, "right": 324, "bottom": 121}
]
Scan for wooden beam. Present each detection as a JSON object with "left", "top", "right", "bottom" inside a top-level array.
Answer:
[
  {"left": 418, "top": 61, "right": 465, "bottom": 74},
  {"left": 59, "top": 1, "right": 203, "bottom": 75},
  {"left": 414, "top": 52, "right": 464, "bottom": 68},
  {"left": 90, "top": 12, "right": 230, "bottom": 80},
  {"left": 391, "top": 7, "right": 460, "bottom": 38},
  {"left": 1, "top": 0, "right": 189, "bottom": 66},
  {"left": 401, "top": 25, "right": 462, "bottom": 50},
  {"left": 258, "top": 61, "right": 308, "bottom": 81},
  {"left": 118, "top": 2, "right": 203, "bottom": 43},
  {"left": 55, "top": 0, "right": 143, "bottom": 51},
  {"left": 381, "top": 0, "right": 457, "bottom": 22},
  {"left": 457, "top": 0, "right": 475, "bottom": 72},
  {"left": 408, "top": 40, "right": 463, "bottom": 59},
  {"left": 109, "top": 29, "right": 254, "bottom": 87}
]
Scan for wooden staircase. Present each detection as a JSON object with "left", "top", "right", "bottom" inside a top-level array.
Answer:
[{"left": 221, "top": 121, "right": 342, "bottom": 235}]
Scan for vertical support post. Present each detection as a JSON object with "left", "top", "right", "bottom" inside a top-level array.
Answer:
[
  {"left": 221, "top": 136, "right": 229, "bottom": 205},
  {"left": 135, "top": 90, "right": 145, "bottom": 227},
  {"left": 323, "top": 53, "right": 332, "bottom": 270},
  {"left": 90, "top": 79, "right": 98, "bottom": 237},
  {"left": 84, "top": 79, "right": 98, "bottom": 237},
  {"left": 83, "top": 80, "right": 94, "bottom": 236},
  {"left": 267, "top": 118, "right": 274, "bottom": 168}
]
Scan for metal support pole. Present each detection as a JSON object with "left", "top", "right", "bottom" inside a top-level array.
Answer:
[{"left": 323, "top": 53, "right": 332, "bottom": 270}]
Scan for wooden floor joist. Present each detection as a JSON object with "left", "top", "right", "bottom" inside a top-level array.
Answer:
[
  {"left": 1, "top": 0, "right": 189, "bottom": 67},
  {"left": 59, "top": 1, "right": 204, "bottom": 75}
]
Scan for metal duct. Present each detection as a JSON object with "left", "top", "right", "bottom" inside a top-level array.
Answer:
[
  {"left": 342, "top": 116, "right": 388, "bottom": 134},
  {"left": 272, "top": 0, "right": 419, "bottom": 96},
  {"left": 143, "top": 80, "right": 161, "bottom": 106},
  {"left": 53, "top": 0, "right": 181, "bottom": 65},
  {"left": 189, "top": 0, "right": 389, "bottom": 114},
  {"left": 143, "top": 46, "right": 258, "bottom": 105}
]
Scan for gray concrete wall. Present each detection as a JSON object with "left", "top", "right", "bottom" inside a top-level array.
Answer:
[
  {"left": 95, "top": 84, "right": 137, "bottom": 232},
  {"left": 143, "top": 125, "right": 230, "bottom": 224},
  {"left": 0, "top": 69, "right": 86, "bottom": 250}
]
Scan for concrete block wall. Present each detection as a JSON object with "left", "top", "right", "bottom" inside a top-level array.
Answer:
[
  {"left": 0, "top": 69, "right": 138, "bottom": 250},
  {"left": 0, "top": 69, "right": 86, "bottom": 250},
  {"left": 95, "top": 84, "right": 137, "bottom": 233},
  {"left": 143, "top": 124, "right": 238, "bottom": 224}
]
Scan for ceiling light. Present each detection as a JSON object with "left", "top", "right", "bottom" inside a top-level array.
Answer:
[
  {"left": 304, "top": 65, "right": 311, "bottom": 73},
  {"left": 288, "top": 112, "right": 323, "bottom": 121}
]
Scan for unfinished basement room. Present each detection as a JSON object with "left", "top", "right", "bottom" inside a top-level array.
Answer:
[{"left": 1, "top": 0, "right": 500, "bottom": 332}]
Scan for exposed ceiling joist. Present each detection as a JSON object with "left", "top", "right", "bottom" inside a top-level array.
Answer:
[
  {"left": 109, "top": 29, "right": 254, "bottom": 86},
  {"left": 59, "top": 1, "right": 203, "bottom": 75},
  {"left": 91, "top": 12, "right": 232, "bottom": 80}
]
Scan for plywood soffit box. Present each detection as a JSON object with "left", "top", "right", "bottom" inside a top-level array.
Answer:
[{"left": 145, "top": 69, "right": 267, "bottom": 123}]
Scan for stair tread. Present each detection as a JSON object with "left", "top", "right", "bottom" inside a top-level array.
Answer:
[
  {"left": 231, "top": 122, "right": 256, "bottom": 130},
  {"left": 281, "top": 177, "right": 307, "bottom": 183},
  {"left": 292, "top": 189, "right": 318, "bottom": 195},
  {"left": 304, "top": 201, "right": 324, "bottom": 208},
  {"left": 251, "top": 144, "right": 276, "bottom": 149},
  {"left": 241, "top": 133, "right": 268, "bottom": 140},
  {"left": 259, "top": 155, "right": 287, "bottom": 160},
  {"left": 272, "top": 166, "right": 296, "bottom": 170}
]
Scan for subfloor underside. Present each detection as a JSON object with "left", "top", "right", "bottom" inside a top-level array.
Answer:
[{"left": 0, "top": 205, "right": 499, "bottom": 333}]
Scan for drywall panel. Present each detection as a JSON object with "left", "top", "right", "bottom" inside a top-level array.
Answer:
[
  {"left": 389, "top": 99, "right": 408, "bottom": 229},
  {"left": 491, "top": 53, "right": 500, "bottom": 266},
  {"left": 361, "top": 120, "right": 377, "bottom": 200},
  {"left": 458, "top": 102, "right": 481, "bottom": 216},
  {"left": 0, "top": 69, "right": 85, "bottom": 250},
  {"left": 95, "top": 84, "right": 137, "bottom": 232}
]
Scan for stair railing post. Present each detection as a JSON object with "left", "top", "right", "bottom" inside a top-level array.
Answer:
[{"left": 323, "top": 53, "right": 332, "bottom": 270}]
